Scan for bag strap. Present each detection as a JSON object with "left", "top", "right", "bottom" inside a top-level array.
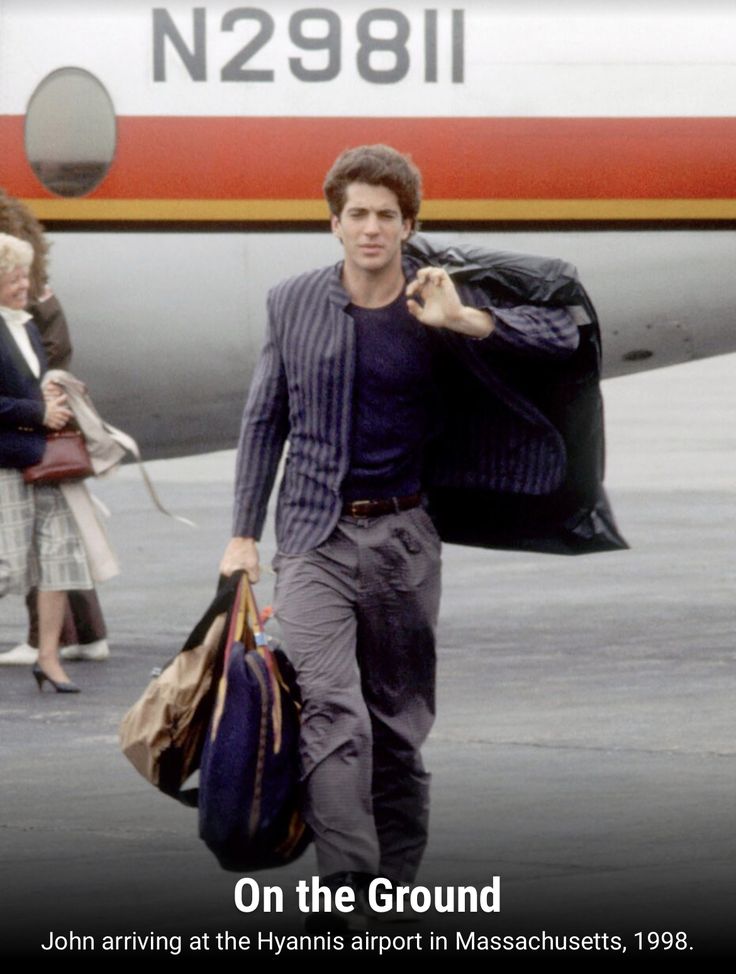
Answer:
[
  {"left": 243, "top": 579, "right": 267, "bottom": 648},
  {"left": 209, "top": 572, "right": 252, "bottom": 739},
  {"left": 208, "top": 572, "right": 277, "bottom": 745},
  {"left": 101, "top": 418, "right": 196, "bottom": 527},
  {"left": 173, "top": 572, "right": 249, "bottom": 807}
]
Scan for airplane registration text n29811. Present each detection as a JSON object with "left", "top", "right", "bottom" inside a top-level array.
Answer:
[
  {"left": 152, "top": 7, "right": 465, "bottom": 86},
  {"left": 2, "top": 0, "right": 736, "bottom": 224}
]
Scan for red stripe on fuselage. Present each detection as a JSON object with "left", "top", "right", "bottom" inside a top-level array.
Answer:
[{"left": 3, "top": 115, "right": 735, "bottom": 200}]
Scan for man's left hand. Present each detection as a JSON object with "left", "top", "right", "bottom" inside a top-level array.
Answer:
[{"left": 406, "top": 267, "right": 494, "bottom": 338}]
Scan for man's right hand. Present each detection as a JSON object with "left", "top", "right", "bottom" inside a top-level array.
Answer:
[{"left": 220, "top": 536, "right": 260, "bottom": 583}]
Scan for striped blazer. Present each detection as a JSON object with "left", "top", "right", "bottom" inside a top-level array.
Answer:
[{"left": 232, "top": 254, "right": 587, "bottom": 556}]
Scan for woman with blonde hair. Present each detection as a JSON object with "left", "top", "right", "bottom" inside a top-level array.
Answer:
[
  {"left": 0, "top": 187, "right": 109, "bottom": 666},
  {"left": 0, "top": 232, "right": 92, "bottom": 692}
]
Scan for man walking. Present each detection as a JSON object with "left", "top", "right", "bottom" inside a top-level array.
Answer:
[{"left": 220, "top": 145, "right": 579, "bottom": 912}]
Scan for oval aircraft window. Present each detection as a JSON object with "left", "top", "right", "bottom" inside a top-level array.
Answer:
[{"left": 24, "top": 68, "right": 116, "bottom": 197}]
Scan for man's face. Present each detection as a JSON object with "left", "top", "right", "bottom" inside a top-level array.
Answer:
[{"left": 331, "top": 182, "right": 412, "bottom": 276}]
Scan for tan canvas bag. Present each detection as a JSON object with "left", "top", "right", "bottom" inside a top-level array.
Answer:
[{"left": 119, "top": 575, "right": 243, "bottom": 801}]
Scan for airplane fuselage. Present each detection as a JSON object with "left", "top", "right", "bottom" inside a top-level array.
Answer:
[{"left": 0, "top": 1, "right": 733, "bottom": 455}]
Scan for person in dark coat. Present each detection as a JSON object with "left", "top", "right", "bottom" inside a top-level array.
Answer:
[
  {"left": 0, "top": 189, "right": 109, "bottom": 665},
  {"left": 0, "top": 233, "right": 91, "bottom": 692},
  {"left": 219, "top": 145, "right": 592, "bottom": 925}
]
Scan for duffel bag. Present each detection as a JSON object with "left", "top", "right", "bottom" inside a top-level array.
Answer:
[
  {"left": 198, "top": 573, "right": 311, "bottom": 870},
  {"left": 119, "top": 574, "right": 240, "bottom": 802}
]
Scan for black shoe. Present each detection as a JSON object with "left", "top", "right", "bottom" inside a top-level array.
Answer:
[
  {"left": 303, "top": 871, "right": 375, "bottom": 934},
  {"left": 355, "top": 877, "right": 424, "bottom": 925},
  {"left": 32, "top": 663, "right": 80, "bottom": 694}
]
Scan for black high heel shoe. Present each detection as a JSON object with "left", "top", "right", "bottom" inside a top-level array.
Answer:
[{"left": 32, "top": 663, "right": 80, "bottom": 694}]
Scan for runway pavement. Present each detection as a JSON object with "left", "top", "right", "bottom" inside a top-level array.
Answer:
[{"left": 1, "top": 356, "right": 734, "bottom": 959}]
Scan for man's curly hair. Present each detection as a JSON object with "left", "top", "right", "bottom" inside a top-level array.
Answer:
[{"left": 323, "top": 144, "right": 422, "bottom": 230}]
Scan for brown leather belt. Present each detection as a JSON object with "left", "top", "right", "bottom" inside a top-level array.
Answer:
[{"left": 341, "top": 493, "right": 422, "bottom": 518}]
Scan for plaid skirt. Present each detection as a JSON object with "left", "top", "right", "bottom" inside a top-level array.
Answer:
[{"left": 0, "top": 468, "right": 93, "bottom": 595}]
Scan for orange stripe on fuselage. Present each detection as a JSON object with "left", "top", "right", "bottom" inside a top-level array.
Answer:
[
  {"left": 3, "top": 115, "right": 736, "bottom": 218},
  {"left": 14, "top": 198, "right": 736, "bottom": 223}
]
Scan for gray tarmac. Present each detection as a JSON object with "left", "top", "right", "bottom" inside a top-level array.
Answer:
[{"left": 1, "top": 357, "right": 734, "bottom": 959}]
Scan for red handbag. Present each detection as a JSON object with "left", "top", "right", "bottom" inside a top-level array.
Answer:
[{"left": 23, "top": 425, "right": 94, "bottom": 485}]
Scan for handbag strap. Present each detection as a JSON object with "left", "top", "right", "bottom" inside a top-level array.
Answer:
[{"left": 101, "top": 418, "right": 196, "bottom": 527}]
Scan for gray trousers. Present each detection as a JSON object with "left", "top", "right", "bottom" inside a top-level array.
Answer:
[{"left": 273, "top": 506, "right": 441, "bottom": 882}]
